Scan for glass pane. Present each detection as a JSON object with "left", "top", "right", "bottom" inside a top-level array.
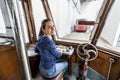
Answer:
[
  {"left": 96, "top": 0, "right": 120, "bottom": 53},
  {"left": 31, "top": 0, "right": 46, "bottom": 39},
  {"left": 0, "top": 0, "right": 14, "bottom": 46},
  {"left": 48, "top": 0, "right": 104, "bottom": 43}
]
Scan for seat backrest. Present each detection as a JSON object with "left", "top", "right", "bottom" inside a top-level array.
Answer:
[{"left": 41, "top": 71, "right": 64, "bottom": 80}]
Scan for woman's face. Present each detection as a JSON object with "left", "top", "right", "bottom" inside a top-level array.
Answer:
[{"left": 42, "top": 21, "right": 55, "bottom": 36}]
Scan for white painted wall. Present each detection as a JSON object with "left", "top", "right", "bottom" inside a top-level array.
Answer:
[{"left": 101, "top": 0, "right": 120, "bottom": 47}]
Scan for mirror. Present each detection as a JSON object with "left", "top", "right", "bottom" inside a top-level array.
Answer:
[{"left": 47, "top": 0, "right": 104, "bottom": 43}]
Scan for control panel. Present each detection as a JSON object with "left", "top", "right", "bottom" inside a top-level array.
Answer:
[{"left": 57, "top": 45, "right": 74, "bottom": 55}]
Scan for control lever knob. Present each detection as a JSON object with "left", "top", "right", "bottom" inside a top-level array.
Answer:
[
  {"left": 69, "top": 46, "right": 73, "bottom": 50},
  {"left": 66, "top": 47, "right": 69, "bottom": 52}
]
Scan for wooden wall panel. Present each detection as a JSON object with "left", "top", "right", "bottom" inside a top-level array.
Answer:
[
  {"left": 89, "top": 51, "right": 110, "bottom": 77},
  {"left": 0, "top": 46, "right": 23, "bottom": 80},
  {"left": 29, "top": 55, "right": 40, "bottom": 78},
  {"left": 89, "top": 50, "right": 120, "bottom": 80}
]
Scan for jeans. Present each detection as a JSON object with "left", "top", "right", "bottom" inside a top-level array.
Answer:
[{"left": 40, "top": 60, "right": 68, "bottom": 78}]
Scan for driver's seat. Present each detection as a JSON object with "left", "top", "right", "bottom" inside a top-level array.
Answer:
[{"left": 39, "top": 71, "right": 64, "bottom": 80}]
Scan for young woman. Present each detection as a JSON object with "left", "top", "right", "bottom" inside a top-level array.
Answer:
[{"left": 34, "top": 19, "right": 68, "bottom": 78}]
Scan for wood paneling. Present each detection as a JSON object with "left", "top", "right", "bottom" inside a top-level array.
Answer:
[
  {"left": 89, "top": 50, "right": 120, "bottom": 80},
  {"left": 29, "top": 54, "right": 40, "bottom": 78},
  {"left": 0, "top": 46, "right": 23, "bottom": 80},
  {"left": 22, "top": 0, "right": 37, "bottom": 44},
  {"left": 55, "top": 41, "right": 120, "bottom": 80}
]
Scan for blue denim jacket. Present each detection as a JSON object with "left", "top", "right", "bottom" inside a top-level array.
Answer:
[{"left": 34, "top": 36, "right": 62, "bottom": 69}]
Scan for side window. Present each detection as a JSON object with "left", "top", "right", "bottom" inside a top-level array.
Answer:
[
  {"left": 47, "top": 0, "right": 104, "bottom": 43},
  {"left": 96, "top": 0, "right": 120, "bottom": 53}
]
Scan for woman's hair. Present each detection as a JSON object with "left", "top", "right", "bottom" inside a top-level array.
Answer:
[{"left": 39, "top": 19, "right": 52, "bottom": 36}]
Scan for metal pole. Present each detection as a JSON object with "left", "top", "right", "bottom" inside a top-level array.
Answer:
[{"left": 5, "top": 0, "right": 32, "bottom": 80}]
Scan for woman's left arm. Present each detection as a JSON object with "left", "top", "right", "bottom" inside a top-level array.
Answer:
[{"left": 47, "top": 41, "right": 62, "bottom": 58}]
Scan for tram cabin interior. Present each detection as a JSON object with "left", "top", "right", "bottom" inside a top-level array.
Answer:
[{"left": 0, "top": 0, "right": 120, "bottom": 80}]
